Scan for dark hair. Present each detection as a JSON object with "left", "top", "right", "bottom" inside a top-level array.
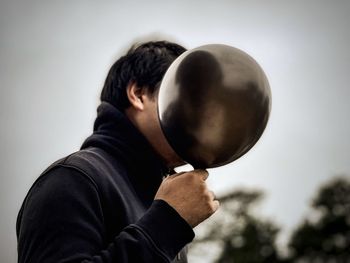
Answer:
[{"left": 100, "top": 41, "right": 187, "bottom": 110}]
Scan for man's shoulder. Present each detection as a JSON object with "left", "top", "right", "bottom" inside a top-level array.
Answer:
[
  {"left": 18, "top": 147, "right": 131, "bottom": 212},
  {"left": 21, "top": 147, "right": 131, "bottom": 207},
  {"left": 41, "top": 147, "right": 127, "bottom": 187}
]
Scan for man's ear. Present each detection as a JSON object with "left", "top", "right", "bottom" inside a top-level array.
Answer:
[{"left": 126, "top": 82, "right": 145, "bottom": 111}]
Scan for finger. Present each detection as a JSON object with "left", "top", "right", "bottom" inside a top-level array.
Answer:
[
  {"left": 208, "top": 190, "right": 216, "bottom": 201},
  {"left": 212, "top": 200, "right": 220, "bottom": 212},
  {"left": 166, "top": 171, "right": 186, "bottom": 180},
  {"left": 194, "top": 169, "right": 209, "bottom": 181}
]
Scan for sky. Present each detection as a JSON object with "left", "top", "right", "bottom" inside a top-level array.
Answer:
[{"left": 1, "top": 0, "right": 350, "bottom": 262}]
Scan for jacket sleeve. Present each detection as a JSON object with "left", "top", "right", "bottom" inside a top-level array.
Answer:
[{"left": 17, "top": 166, "right": 194, "bottom": 263}]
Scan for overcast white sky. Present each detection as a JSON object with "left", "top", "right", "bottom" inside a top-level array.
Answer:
[{"left": 1, "top": 0, "right": 350, "bottom": 262}]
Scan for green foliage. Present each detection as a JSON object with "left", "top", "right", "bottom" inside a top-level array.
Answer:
[
  {"left": 190, "top": 176, "right": 350, "bottom": 263},
  {"left": 217, "top": 218, "right": 282, "bottom": 263},
  {"left": 288, "top": 177, "right": 350, "bottom": 263},
  {"left": 190, "top": 189, "right": 286, "bottom": 263}
]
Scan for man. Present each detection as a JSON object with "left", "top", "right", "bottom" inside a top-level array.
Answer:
[{"left": 17, "top": 41, "right": 219, "bottom": 263}]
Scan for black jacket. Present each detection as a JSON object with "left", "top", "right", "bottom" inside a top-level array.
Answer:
[{"left": 16, "top": 102, "right": 194, "bottom": 263}]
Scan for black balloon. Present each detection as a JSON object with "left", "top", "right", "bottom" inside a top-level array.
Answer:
[{"left": 158, "top": 44, "right": 271, "bottom": 168}]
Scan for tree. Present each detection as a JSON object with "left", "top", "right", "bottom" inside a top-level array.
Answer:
[
  {"left": 189, "top": 189, "right": 287, "bottom": 263},
  {"left": 288, "top": 177, "right": 350, "bottom": 263}
]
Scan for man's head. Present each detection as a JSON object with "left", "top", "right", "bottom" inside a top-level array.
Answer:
[
  {"left": 101, "top": 41, "right": 187, "bottom": 111},
  {"left": 100, "top": 41, "right": 187, "bottom": 168}
]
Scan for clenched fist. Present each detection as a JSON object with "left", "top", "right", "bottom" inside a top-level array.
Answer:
[{"left": 154, "top": 169, "right": 219, "bottom": 228}]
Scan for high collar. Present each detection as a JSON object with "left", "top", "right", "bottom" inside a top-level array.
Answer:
[{"left": 81, "top": 102, "right": 168, "bottom": 204}]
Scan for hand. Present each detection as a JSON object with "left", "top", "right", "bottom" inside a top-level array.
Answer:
[{"left": 154, "top": 169, "right": 219, "bottom": 228}]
